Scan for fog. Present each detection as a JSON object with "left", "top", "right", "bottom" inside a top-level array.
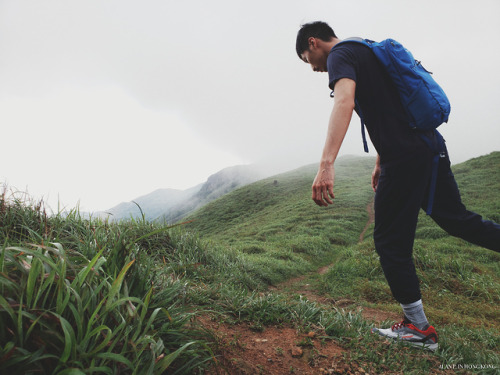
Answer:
[{"left": 1, "top": 0, "right": 499, "bottom": 212}]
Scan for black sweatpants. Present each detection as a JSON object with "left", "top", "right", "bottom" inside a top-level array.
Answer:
[{"left": 373, "top": 145, "right": 500, "bottom": 305}]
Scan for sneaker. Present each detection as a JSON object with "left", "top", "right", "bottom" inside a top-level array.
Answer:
[{"left": 371, "top": 316, "right": 439, "bottom": 351}]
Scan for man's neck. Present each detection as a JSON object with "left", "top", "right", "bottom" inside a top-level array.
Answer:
[
  {"left": 322, "top": 37, "right": 341, "bottom": 52},
  {"left": 330, "top": 38, "right": 342, "bottom": 48}
]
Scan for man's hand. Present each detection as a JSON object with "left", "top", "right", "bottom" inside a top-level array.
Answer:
[
  {"left": 312, "top": 165, "right": 335, "bottom": 206},
  {"left": 371, "top": 155, "right": 381, "bottom": 192}
]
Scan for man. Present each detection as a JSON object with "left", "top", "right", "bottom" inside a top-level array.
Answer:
[{"left": 296, "top": 21, "right": 500, "bottom": 351}]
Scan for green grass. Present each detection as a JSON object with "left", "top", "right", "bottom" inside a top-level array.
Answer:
[
  {"left": 1, "top": 152, "right": 499, "bottom": 374},
  {"left": 184, "top": 152, "right": 500, "bottom": 373},
  {"left": 184, "top": 156, "right": 375, "bottom": 286},
  {"left": 0, "top": 192, "right": 214, "bottom": 374}
]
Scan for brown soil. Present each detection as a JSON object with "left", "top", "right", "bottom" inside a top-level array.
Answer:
[
  {"left": 200, "top": 266, "right": 401, "bottom": 373},
  {"left": 201, "top": 316, "right": 349, "bottom": 375},
  {"left": 199, "top": 264, "right": 401, "bottom": 374}
]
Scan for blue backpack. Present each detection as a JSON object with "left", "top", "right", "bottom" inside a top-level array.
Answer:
[
  {"left": 333, "top": 38, "right": 451, "bottom": 215},
  {"left": 333, "top": 37, "right": 451, "bottom": 153}
]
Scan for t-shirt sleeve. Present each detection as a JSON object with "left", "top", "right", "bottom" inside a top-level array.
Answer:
[{"left": 327, "top": 46, "right": 357, "bottom": 91}]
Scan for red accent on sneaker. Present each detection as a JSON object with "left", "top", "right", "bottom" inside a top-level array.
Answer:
[
  {"left": 391, "top": 317, "right": 410, "bottom": 331},
  {"left": 392, "top": 318, "right": 438, "bottom": 343}
]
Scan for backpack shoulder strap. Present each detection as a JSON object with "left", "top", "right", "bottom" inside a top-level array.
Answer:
[
  {"left": 333, "top": 37, "right": 372, "bottom": 49},
  {"left": 331, "top": 37, "right": 372, "bottom": 153}
]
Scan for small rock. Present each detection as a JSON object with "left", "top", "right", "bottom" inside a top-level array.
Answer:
[
  {"left": 254, "top": 339, "right": 268, "bottom": 343},
  {"left": 291, "top": 346, "right": 303, "bottom": 358}
]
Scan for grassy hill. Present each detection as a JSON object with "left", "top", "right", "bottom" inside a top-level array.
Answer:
[
  {"left": 182, "top": 155, "right": 376, "bottom": 288},
  {"left": 187, "top": 152, "right": 500, "bottom": 243},
  {"left": 1, "top": 152, "right": 499, "bottom": 374},
  {"left": 184, "top": 152, "right": 500, "bottom": 371},
  {"left": 186, "top": 155, "right": 374, "bottom": 250},
  {"left": 186, "top": 151, "right": 500, "bottom": 300}
]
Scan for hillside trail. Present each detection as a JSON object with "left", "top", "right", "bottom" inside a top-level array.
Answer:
[
  {"left": 202, "top": 198, "right": 400, "bottom": 375},
  {"left": 267, "top": 197, "right": 393, "bottom": 322},
  {"left": 359, "top": 198, "right": 375, "bottom": 243}
]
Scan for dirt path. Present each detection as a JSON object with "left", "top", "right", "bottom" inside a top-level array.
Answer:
[
  {"left": 202, "top": 316, "right": 348, "bottom": 375},
  {"left": 270, "top": 260, "right": 398, "bottom": 325},
  {"left": 203, "top": 260, "right": 399, "bottom": 374},
  {"left": 359, "top": 198, "right": 375, "bottom": 243},
  {"left": 201, "top": 198, "right": 401, "bottom": 374}
]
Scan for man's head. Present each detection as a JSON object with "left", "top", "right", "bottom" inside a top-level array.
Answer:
[{"left": 296, "top": 21, "right": 337, "bottom": 72}]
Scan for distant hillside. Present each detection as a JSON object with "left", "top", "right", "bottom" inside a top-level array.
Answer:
[
  {"left": 185, "top": 154, "right": 377, "bottom": 245},
  {"left": 101, "top": 164, "right": 269, "bottom": 222},
  {"left": 185, "top": 152, "right": 500, "bottom": 246},
  {"left": 101, "top": 184, "right": 202, "bottom": 221},
  {"left": 159, "top": 164, "right": 268, "bottom": 223},
  {"left": 101, "top": 152, "right": 500, "bottom": 230}
]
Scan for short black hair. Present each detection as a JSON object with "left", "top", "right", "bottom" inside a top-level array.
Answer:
[{"left": 296, "top": 21, "right": 337, "bottom": 59}]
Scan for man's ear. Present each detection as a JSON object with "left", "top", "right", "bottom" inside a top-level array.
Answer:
[{"left": 308, "top": 37, "right": 317, "bottom": 49}]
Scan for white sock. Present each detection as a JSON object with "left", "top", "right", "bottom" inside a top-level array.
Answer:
[{"left": 401, "top": 299, "right": 429, "bottom": 330}]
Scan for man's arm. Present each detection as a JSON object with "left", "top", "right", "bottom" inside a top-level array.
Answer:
[{"left": 312, "top": 78, "right": 356, "bottom": 207}]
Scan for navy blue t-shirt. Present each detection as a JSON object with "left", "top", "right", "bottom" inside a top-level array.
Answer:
[{"left": 327, "top": 42, "right": 429, "bottom": 164}]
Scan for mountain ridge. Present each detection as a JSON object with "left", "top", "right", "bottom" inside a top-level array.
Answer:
[
  {"left": 99, "top": 152, "right": 500, "bottom": 226},
  {"left": 185, "top": 151, "right": 500, "bottom": 245},
  {"left": 99, "top": 164, "right": 272, "bottom": 222}
]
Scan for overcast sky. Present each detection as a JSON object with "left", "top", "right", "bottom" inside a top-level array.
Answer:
[{"left": 1, "top": 0, "right": 499, "bottom": 213}]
